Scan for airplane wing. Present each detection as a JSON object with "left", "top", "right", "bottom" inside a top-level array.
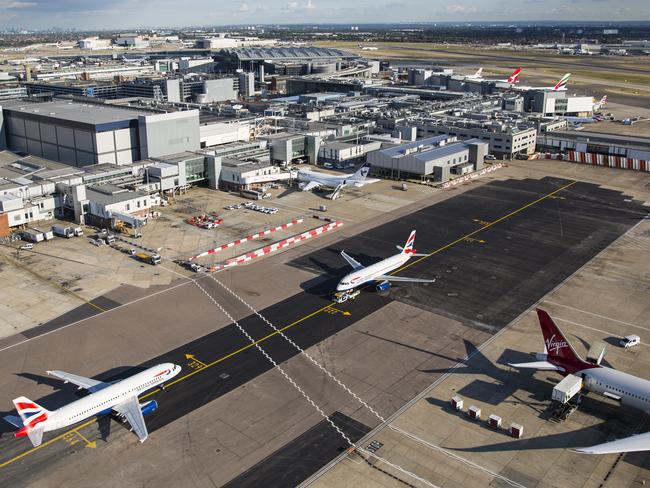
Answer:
[
  {"left": 508, "top": 361, "right": 561, "bottom": 370},
  {"left": 299, "top": 181, "right": 321, "bottom": 192},
  {"left": 353, "top": 178, "right": 380, "bottom": 187},
  {"left": 573, "top": 431, "right": 650, "bottom": 455},
  {"left": 113, "top": 396, "right": 148, "bottom": 443},
  {"left": 47, "top": 370, "right": 110, "bottom": 393},
  {"left": 341, "top": 251, "right": 364, "bottom": 271},
  {"left": 375, "top": 275, "right": 436, "bottom": 283}
]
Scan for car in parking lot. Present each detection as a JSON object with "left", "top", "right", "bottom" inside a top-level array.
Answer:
[{"left": 620, "top": 335, "right": 641, "bottom": 348}]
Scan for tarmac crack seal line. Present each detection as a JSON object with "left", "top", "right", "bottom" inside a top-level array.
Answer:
[{"left": 0, "top": 179, "right": 577, "bottom": 472}]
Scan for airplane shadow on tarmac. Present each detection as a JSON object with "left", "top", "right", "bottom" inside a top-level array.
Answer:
[
  {"left": 0, "top": 366, "right": 147, "bottom": 439},
  {"left": 382, "top": 338, "right": 650, "bottom": 467}
]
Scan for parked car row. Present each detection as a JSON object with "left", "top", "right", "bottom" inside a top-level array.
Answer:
[
  {"left": 224, "top": 202, "right": 278, "bottom": 214},
  {"left": 243, "top": 202, "right": 278, "bottom": 214}
]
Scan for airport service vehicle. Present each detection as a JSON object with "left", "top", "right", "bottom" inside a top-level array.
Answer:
[
  {"left": 5, "top": 363, "right": 181, "bottom": 447},
  {"left": 510, "top": 309, "right": 650, "bottom": 454},
  {"left": 20, "top": 229, "right": 44, "bottom": 243},
  {"left": 52, "top": 225, "right": 84, "bottom": 238},
  {"left": 32, "top": 228, "right": 54, "bottom": 240},
  {"left": 134, "top": 252, "right": 161, "bottom": 265},
  {"left": 297, "top": 163, "right": 378, "bottom": 199},
  {"left": 333, "top": 289, "right": 360, "bottom": 304},
  {"left": 336, "top": 230, "right": 435, "bottom": 294},
  {"left": 19, "top": 243, "right": 34, "bottom": 250},
  {"left": 620, "top": 335, "right": 640, "bottom": 348}
]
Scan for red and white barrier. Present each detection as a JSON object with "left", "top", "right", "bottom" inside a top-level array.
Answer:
[
  {"left": 541, "top": 151, "right": 649, "bottom": 172},
  {"left": 441, "top": 163, "right": 503, "bottom": 189},
  {"left": 210, "top": 220, "right": 343, "bottom": 272},
  {"left": 189, "top": 218, "right": 303, "bottom": 261}
]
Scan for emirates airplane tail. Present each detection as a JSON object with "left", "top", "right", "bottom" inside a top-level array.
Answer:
[{"left": 553, "top": 73, "right": 571, "bottom": 91}]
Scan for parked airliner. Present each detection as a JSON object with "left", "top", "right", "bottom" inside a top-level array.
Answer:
[
  {"left": 297, "top": 163, "right": 378, "bottom": 199},
  {"left": 510, "top": 309, "right": 650, "bottom": 454},
  {"left": 5, "top": 363, "right": 181, "bottom": 447},
  {"left": 336, "top": 230, "right": 435, "bottom": 292}
]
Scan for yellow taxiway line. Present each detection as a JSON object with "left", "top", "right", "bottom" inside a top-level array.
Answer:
[{"left": 0, "top": 179, "right": 576, "bottom": 470}]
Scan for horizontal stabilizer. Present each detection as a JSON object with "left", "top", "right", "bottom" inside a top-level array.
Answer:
[
  {"left": 573, "top": 431, "right": 650, "bottom": 455},
  {"left": 508, "top": 360, "right": 560, "bottom": 370},
  {"left": 395, "top": 246, "right": 427, "bottom": 256},
  {"left": 3, "top": 414, "right": 22, "bottom": 428},
  {"left": 299, "top": 181, "right": 321, "bottom": 192}
]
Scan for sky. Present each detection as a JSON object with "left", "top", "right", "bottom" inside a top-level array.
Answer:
[{"left": 1, "top": 0, "right": 649, "bottom": 29}]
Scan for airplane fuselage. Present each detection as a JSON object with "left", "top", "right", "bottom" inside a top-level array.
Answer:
[
  {"left": 579, "top": 366, "right": 650, "bottom": 414},
  {"left": 297, "top": 170, "right": 355, "bottom": 189},
  {"left": 28, "top": 364, "right": 180, "bottom": 434},
  {"left": 337, "top": 253, "right": 410, "bottom": 291}
]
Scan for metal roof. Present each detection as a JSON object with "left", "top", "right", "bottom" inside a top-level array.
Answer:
[
  {"left": 225, "top": 47, "right": 356, "bottom": 62},
  {"left": 2, "top": 100, "right": 156, "bottom": 129}
]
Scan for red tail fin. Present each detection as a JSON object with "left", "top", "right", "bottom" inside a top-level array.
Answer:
[{"left": 537, "top": 309, "right": 581, "bottom": 362}]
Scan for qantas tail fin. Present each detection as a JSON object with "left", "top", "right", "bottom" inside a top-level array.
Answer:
[
  {"left": 599, "top": 95, "right": 607, "bottom": 105},
  {"left": 507, "top": 67, "right": 521, "bottom": 84},
  {"left": 554, "top": 73, "right": 571, "bottom": 90}
]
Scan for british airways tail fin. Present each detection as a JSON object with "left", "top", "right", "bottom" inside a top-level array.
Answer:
[{"left": 12, "top": 396, "right": 49, "bottom": 446}]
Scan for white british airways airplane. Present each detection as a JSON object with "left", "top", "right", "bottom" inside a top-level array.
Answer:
[
  {"left": 336, "top": 230, "right": 435, "bottom": 292},
  {"left": 5, "top": 363, "right": 181, "bottom": 447},
  {"left": 510, "top": 309, "right": 650, "bottom": 454}
]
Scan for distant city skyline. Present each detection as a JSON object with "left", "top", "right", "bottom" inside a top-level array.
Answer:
[{"left": 0, "top": 0, "right": 649, "bottom": 30}]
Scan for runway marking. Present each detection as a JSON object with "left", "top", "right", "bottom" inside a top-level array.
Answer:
[
  {"left": 325, "top": 307, "right": 352, "bottom": 316},
  {"left": 73, "top": 430, "right": 96, "bottom": 449},
  {"left": 472, "top": 219, "right": 492, "bottom": 226},
  {"left": 0, "top": 179, "right": 578, "bottom": 471},
  {"left": 544, "top": 300, "right": 650, "bottom": 333},
  {"left": 463, "top": 236, "right": 485, "bottom": 244},
  {"left": 185, "top": 353, "right": 208, "bottom": 369}
]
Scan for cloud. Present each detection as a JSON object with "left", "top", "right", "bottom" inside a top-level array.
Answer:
[
  {"left": 305, "top": 0, "right": 315, "bottom": 9},
  {"left": 238, "top": 2, "right": 249, "bottom": 11},
  {"left": 2, "top": 1, "right": 37, "bottom": 8},
  {"left": 445, "top": 4, "right": 478, "bottom": 13}
]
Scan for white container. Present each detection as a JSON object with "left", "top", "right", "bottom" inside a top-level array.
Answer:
[
  {"left": 488, "top": 414, "right": 502, "bottom": 429},
  {"left": 552, "top": 374, "right": 582, "bottom": 404},
  {"left": 451, "top": 396, "right": 463, "bottom": 411}
]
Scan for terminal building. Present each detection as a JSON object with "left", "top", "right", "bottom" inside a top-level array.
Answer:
[
  {"left": 416, "top": 119, "right": 537, "bottom": 159},
  {"left": 366, "top": 135, "right": 488, "bottom": 183}
]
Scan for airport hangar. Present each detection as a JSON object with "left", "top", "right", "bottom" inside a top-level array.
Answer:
[{"left": 0, "top": 100, "right": 200, "bottom": 166}]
